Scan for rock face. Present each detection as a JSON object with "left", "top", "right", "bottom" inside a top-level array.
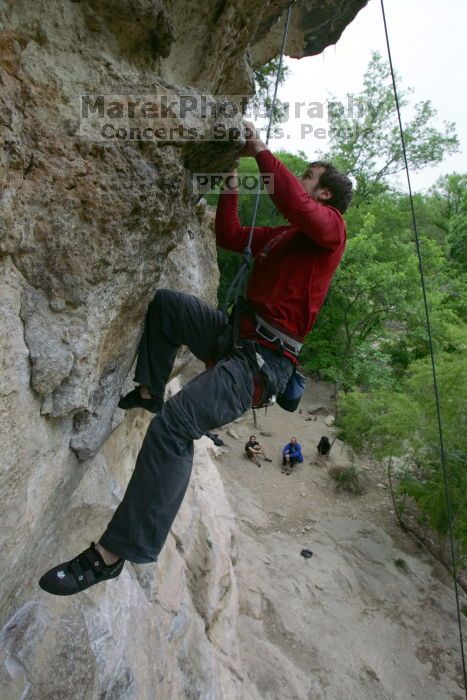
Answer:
[
  {"left": 0, "top": 0, "right": 367, "bottom": 696},
  {"left": 0, "top": 428, "right": 246, "bottom": 699}
]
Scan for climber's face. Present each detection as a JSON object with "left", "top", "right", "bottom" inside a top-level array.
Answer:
[{"left": 300, "top": 165, "right": 331, "bottom": 204}]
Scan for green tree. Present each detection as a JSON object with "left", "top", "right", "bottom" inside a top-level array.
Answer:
[
  {"left": 409, "top": 174, "right": 467, "bottom": 322},
  {"left": 337, "top": 344, "right": 467, "bottom": 562},
  {"left": 428, "top": 173, "right": 467, "bottom": 271},
  {"left": 324, "top": 52, "right": 459, "bottom": 202},
  {"left": 302, "top": 189, "right": 462, "bottom": 387},
  {"left": 250, "top": 57, "right": 290, "bottom": 132}
]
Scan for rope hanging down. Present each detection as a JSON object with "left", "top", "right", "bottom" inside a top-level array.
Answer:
[
  {"left": 380, "top": 0, "right": 466, "bottom": 693},
  {"left": 222, "top": 1, "right": 295, "bottom": 313}
]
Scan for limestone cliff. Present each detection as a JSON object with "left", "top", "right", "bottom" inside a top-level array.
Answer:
[{"left": 0, "top": 1, "right": 367, "bottom": 696}]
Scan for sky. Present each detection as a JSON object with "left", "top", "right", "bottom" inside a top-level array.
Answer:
[{"left": 263, "top": 0, "right": 466, "bottom": 192}]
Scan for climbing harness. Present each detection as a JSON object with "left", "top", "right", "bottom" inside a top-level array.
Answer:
[
  {"left": 380, "top": 0, "right": 466, "bottom": 690},
  {"left": 255, "top": 314, "right": 303, "bottom": 358}
]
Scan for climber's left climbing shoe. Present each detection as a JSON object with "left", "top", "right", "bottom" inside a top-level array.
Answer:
[
  {"left": 118, "top": 387, "right": 163, "bottom": 413},
  {"left": 39, "top": 542, "right": 124, "bottom": 596}
]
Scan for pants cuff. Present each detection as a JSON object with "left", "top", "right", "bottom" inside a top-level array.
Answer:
[
  {"left": 133, "top": 374, "right": 163, "bottom": 400},
  {"left": 99, "top": 531, "right": 159, "bottom": 564}
]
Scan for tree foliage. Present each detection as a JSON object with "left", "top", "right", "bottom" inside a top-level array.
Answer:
[
  {"left": 250, "top": 57, "right": 290, "bottom": 131},
  {"left": 337, "top": 347, "right": 467, "bottom": 561},
  {"left": 323, "top": 52, "right": 459, "bottom": 203},
  {"left": 429, "top": 173, "right": 467, "bottom": 272}
]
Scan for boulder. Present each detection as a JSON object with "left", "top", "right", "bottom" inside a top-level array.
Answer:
[{"left": 308, "top": 404, "right": 329, "bottom": 415}]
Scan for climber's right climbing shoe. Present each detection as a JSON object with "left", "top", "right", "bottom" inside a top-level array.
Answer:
[
  {"left": 118, "top": 388, "right": 163, "bottom": 414},
  {"left": 39, "top": 542, "right": 124, "bottom": 596}
]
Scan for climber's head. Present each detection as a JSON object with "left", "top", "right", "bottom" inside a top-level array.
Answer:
[{"left": 300, "top": 161, "right": 353, "bottom": 214}]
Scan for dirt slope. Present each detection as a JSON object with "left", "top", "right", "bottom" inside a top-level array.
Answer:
[{"left": 210, "top": 377, "right": 466, "bottom": 700}]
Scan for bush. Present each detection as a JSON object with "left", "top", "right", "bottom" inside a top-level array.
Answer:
[
  {"left": 329, "top": 465, "right": 367, "bottom": 495},
  {"left": 336, "top": 349, "right": 467, "bottom": 565}
]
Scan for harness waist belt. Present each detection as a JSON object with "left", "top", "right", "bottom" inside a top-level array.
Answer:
[{"left": 255, "top": 315, "right": 303, "bottom": 357}]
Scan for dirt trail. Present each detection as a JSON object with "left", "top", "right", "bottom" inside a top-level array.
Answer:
[{"left": 203, "top": 373, "right": 466, "bottom": 699}]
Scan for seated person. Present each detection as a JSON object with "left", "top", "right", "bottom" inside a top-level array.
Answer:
[
  {"left": 282, "top": 436, "right": 303, "bottom": 473},
  {"left": 317, "top": 435, "right": 331, "bottom": 455},
  {"left": 245, "top": 435, "right": 272, "bottom": 467}
]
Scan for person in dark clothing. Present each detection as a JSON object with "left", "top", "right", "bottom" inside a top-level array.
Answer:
[
  {"left": 39, "top": 121, "right": 353, "bottom": 596},
  {"left": 245, "top": 435, "right": 272, "bottom": 467},
  {"left": 317, "top": 436, "right": 332, "bottom": 455},
  {"left": 282, "top": 437, "right": 304, "bottom": 474}
]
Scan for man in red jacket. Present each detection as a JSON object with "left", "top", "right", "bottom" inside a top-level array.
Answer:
[
  {"left": 39, "top": 124, "right": 353, "bottom": 596},
  {"left": 216, "top": 123, "right": 351, "bottom": 365}
]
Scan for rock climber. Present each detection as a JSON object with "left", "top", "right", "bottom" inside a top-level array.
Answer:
[{"left": 39, "top": 120, "right": 353, "bottom": 595}]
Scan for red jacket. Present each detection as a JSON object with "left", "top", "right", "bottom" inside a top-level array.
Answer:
[{"left": 215, "top": 149, "right": 346, "bottom": 362}]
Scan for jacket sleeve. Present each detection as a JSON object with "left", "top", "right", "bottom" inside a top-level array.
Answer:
[
  {"left": 215, "top": 188, "right": 281, "bottom": 256},
  {"left": 255, "top": 149, "right": 345, "bottom": 251}
]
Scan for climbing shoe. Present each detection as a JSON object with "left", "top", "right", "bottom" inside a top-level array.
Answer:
[
  {"left": 118, "top": 388, "right": 163, "bottom": 413},
  {"left": 39, "top": 542, "right": 124, "bottom": 596}
]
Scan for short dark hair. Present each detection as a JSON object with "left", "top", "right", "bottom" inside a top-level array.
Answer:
[{"left": 308, "top": 161, "right": 353, "bottom": 214}]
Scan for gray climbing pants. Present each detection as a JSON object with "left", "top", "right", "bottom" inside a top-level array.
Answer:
[{"left": 100, "top": 289, "right": 293, "bottom": 563}]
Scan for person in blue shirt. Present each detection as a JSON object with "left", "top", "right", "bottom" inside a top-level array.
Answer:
[{"left": 282, "top": 436, "right": 303, "bottom": 474}]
